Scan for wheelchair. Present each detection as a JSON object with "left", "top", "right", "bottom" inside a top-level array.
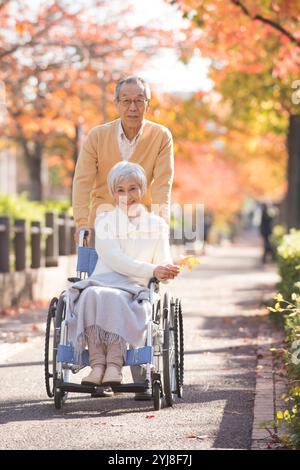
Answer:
[{"left": 44, "top": 231, "right": 184, "bottom": 411}]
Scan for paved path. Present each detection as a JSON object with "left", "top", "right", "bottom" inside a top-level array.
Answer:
[{"left": 0, "top": 243, "right": 279, "bottom": 450}]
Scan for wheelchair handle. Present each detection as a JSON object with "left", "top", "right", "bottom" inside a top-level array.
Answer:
[{"left": 78, "top": 229, "right": 90, "bottom": 247}]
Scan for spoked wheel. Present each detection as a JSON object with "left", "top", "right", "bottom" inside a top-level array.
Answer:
[
  {"left": 44, "top": 297, "right": 58, "bottom": 398},
  {"left": 174, "top": 299, "right": 184, "bottom": 398},
  {"left": 153, "top": 381, "right": 161, "bottom": 411},
  {"left": 162, "top": 294, "right": 176, "bottom": 407},
  {"left": 53, "top": 294, "right": 68, "bottom": 409}
]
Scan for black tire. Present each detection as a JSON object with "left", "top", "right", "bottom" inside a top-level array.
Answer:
[
  {"left": 54, "top": 383, "right": 63, "bottom": 410},
  {"left": 162, "top": 296, "right": 175, "bottom": 407},
  {"left": 53, "top": 294, "right": 68, "bottom": 408},
  {"left": 174, "top": 299, "right": 184, "bottom": 398},
  {"left": 153, "top": 381, "right": 161, "bottom": 411},
  {"left": 163, "top": 292, "right": 169, "bottom": 320},
  {"left": 153, "top": 299, "right": 161, "bottom": 323},
  {"left": 44, "top": 297, "right": 58, "bottom": 398},
  {"left": 55, "top": 293, "right": 66, "bottom": 332}
]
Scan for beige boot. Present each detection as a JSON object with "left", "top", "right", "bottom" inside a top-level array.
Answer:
[
  {"left": 102, "top": 341, "right": 124, "bottom": 385},
  {"left": 81, "top": 340, "right": 106, "bottom": 385}
]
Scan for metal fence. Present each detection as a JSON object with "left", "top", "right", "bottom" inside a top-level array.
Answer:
[{"left": 0, "top": 212, "right": 76, "bottom": 273}]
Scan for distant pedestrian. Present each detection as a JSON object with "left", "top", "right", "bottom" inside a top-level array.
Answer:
[
  {"left": 260, "top": 203, "right": 274, "bottom": 263},
  {"left": 203, "top": 211, "right": 213, "bottom": 253}
]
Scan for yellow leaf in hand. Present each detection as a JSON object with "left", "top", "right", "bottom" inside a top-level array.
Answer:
[{"left": 179, "top": 255, "right": 201, "bottom": 271}]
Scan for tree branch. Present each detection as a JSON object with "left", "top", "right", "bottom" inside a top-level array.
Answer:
[{"left": 231, "top": 0, "right": 300, "bottom": 47}]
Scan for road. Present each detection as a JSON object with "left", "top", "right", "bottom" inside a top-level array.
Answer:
[{"left": 0, "top": 243, "right": 279, "bottom": 450}]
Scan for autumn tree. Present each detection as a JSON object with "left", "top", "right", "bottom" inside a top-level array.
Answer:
[
  {"left": 1, "top": 0, "right": 174, "bottom": 200},
  {"left": 171, "top": 0, "right": 300, "bottom": 227}
]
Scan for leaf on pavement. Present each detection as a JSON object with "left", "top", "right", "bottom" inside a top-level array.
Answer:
[
  {"left": 1, "top": 308, "right": 17, "bottom": 317},
  {"left": 184, "top": 434, "right": 209, "bottom": 440},
  {"left": 20, "top": 335, "right": 29, "bottom": 343}
]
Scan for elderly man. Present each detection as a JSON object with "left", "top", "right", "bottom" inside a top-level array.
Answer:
[
  {"left": 72, "top": 75, "right": 174, "bottom": 400},
  {"left": 73, "top": 75, "right": 174, "bottom": 245}
]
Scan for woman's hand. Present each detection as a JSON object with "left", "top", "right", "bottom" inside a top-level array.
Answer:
[{"left": 153, "top": 264, "right": 180, "bottom": 282}]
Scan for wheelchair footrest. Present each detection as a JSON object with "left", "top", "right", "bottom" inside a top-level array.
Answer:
[
  {"left": 110, "top": 383, "right": 149, "bottom": 393},
  {"left": 59, "top": 382, "right": 149, "bottom": 394}
]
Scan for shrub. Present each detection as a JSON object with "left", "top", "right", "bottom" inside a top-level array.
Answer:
[
  {"left": 270, "top": 224, "right": 287, "bottom": 255},
  {"left": 0, "top": 193, "right": 72, "bottom": 223},
  {"left": 276, "top": 229, "right": 300, "bottom": 300}
]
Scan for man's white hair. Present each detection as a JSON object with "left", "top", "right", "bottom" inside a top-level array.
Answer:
[
  {"left": 107, "top": 161, "right": 147, "bottom": 196},
  {"left": 115, "top": 75, "right": 151, "bottom": 101}
]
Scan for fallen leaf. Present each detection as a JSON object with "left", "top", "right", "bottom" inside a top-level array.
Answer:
[
  {"left": 20, "top": 336, "right": 29, "bottom": 343},
  {"left": 32, "top": 324, "right": 40, "bottom": 332},
  {"left": 1, "top": 308, "right": 17, "bottom": 317},
  {"left": 185, "top": 434, "right": 209, "bottom": 440}
]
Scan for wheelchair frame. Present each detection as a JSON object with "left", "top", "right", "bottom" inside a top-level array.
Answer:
[{"left": 44, "top": 231, "right": 184, "bottom": 411}]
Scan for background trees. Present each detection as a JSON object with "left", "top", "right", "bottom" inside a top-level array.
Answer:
[
  {"left": 1, "top": 0, "right": 173, "bottom": 199},
  {"left": 1, "top": 0, "right": 298, "bottom": 230},
  {"left": 171, "top": 0, "right": 300, "bottom": 227}
]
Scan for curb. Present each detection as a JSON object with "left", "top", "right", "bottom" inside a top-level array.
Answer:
[{"left": 251, "top": 322, "right": 286, "bottom": 450}]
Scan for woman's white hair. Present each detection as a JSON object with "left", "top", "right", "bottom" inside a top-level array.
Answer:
[{"left": 107, "top": 161, "right": 147, "bottom": 197}]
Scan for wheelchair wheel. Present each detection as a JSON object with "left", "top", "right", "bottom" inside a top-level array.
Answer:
[
  {"left": 153, "top": 381, "right": 161, "bottom": 411},
  {"left": 44, "top": 297, "right": 58, "bottom": 398},
  {"left": 162, "top": 294, "right": 176, "bottom": 407},
  {"left": 53, "top": 293, "right": 68, "bottom": 408},
  {"left": 174, "top": 299, "right": 184, "bottom": 398}
]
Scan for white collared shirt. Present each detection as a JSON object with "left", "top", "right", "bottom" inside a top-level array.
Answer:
[{"left": 117, "top": 119, "right": 145, "bottom": 161}]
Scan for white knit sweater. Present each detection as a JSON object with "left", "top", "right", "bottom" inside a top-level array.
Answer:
[{"left": 91, "top": 205, "right": 173, "bottom": 286}]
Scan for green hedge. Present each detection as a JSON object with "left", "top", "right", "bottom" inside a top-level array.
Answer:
[
  {"left": 276, "top": 229, "right": 300, "bottom": 300},
  {"left": 0, "top": 193, "right": 72, "bottom": 223},
  {"left": 269, "top": 228, "right": 300, "bottom": 449}
]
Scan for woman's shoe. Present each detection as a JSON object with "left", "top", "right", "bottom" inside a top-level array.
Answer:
[
  {"left": 102, "top": 341, "right": 124, "bottom": 385},
  {"left": 102, "top": 365, "right": 122, "bottom": 385},
  {"left": 81, "top": 365, "right": 105, "bottom": 385}
]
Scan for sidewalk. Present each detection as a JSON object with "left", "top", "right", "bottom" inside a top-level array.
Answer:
[{"left": 0, "top": 240, "right": 287, "bottom": 449}]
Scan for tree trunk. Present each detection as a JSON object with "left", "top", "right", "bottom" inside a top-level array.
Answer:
[
  {"left": 26, "top": 141, "right": 44, "bottom": 201},
  {"left": 286, "top": 114, "right": 300, "bottom": 229}
]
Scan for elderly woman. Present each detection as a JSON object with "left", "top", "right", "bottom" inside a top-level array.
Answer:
[{"left": 68, "top": 161, "right": 180, "bottom": 387}]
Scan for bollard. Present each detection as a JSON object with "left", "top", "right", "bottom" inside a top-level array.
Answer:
[
  {"left": 45, "top": 212, "right": 58, "bottom": 267},
  {"left": 58, "top": 213, "right": 70, "bottom": 256},
  {"left": 31, "top": 221, "right": 41, "bottom": 269},
  {"left": 14, "top": 219, "right": 26, "bottom": 271},
  {"left": 0, "top": 216, "right": 10, "bottom": 273}
]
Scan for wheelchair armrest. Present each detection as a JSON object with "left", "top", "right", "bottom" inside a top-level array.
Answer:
[
  {"left": 148, "top": 277, "right": 160, "bottom": 290},
  {"left": 68, "top": 277, "right": 81, "bottom": 283}
]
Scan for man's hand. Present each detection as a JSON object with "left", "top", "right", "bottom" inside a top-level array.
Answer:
[
  {"left": 153, "top": 264, "right": 180, "bottom": 282},
  {"left": 74, "top": 227, "right": 94, "bottom": 246}
]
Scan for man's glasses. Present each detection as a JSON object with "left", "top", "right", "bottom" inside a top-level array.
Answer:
[{"left": 118, "top": 98, "right": 148, "bottom": 108}]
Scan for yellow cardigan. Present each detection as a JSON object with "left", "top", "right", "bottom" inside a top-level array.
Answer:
[{"left": 72, "top": 118, "right": 174, "bottom": 229}]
